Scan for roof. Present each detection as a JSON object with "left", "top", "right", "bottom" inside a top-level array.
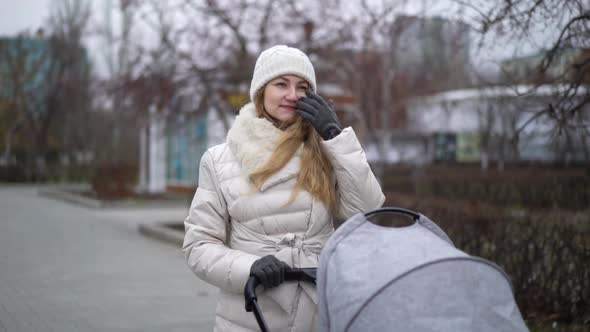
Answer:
[{"left": 408, "top": 84, "right": 590, "bottom": 105}]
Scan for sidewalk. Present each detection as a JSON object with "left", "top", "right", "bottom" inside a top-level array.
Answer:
[
  {"left": 39, "top": 184, "right": 186, "bottom": 245},
  {"left": 0, "top": 185, "right": 217, "bottom": 332}
]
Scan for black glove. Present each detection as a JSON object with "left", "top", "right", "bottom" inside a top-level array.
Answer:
[
  {"left": 296, "top": 89, "right": 342, "bottom": 140},
  {"left": 249, "top": 255, "right": 290, "bottom": 289}
]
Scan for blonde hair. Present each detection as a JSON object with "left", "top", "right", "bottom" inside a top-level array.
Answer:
[{"left": 249, "top": 91, "right": 337, "bottom": 212}]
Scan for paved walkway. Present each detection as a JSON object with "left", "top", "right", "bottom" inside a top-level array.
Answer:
[{"left": 0, "top": 185, "right": 218, "bottom": 332}]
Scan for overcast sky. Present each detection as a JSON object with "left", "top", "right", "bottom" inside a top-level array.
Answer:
[
  {"left": 0, "top": 0, "right": 112, "bottom": 75},
  {"left": 0, "top": 0, "right": 553, "bottom": 79},
  {"left": 0, "top": 0, "right": 448, "bottom": 35},
  {"left": 0, "top": 0, "right": 52, "bottom": 35}
]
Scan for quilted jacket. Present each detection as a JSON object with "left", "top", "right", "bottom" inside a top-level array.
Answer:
[{"left": 183, "top": 102, "right": 385, "bottom": 331}]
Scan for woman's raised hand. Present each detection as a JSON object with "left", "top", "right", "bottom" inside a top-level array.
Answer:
[{"left": 296, "top": 89, "right": 342, "bottom": 140}]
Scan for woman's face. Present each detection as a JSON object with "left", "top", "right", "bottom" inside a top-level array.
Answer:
[{"left": 263, "top": 75, "right": 310, "bottom": 123}]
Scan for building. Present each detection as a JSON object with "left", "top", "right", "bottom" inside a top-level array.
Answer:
[
  {"left": 1, "top": 31, "right": 92, "bottom": 179},
  {"left": 0, "top": 33, "right": 52, "bottom": 170},
  {"left": 402, "top": 84, "right": 590, "bottom": 165},
  {"left": 500, "top": 48, "right": 590, "bottom": 84},
  {"left": 0, "top": 33, "right": 51, "bottom": 116},
  {"left": 392, "top": 15, "right": 474, "bottom": 93}
]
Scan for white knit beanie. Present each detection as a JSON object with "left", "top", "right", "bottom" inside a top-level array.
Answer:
[{"left": 249, "top": 45, "right": 316, "bottom": 101}]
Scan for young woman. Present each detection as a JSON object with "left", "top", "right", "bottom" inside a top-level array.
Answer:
[{"left": 183, "top": 45, "right": 384, "bottom": 331}]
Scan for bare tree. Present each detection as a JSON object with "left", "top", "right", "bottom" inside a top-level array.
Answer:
[
  {"left": 46, "top": 0, "right": 94, "bottom": 179},
  {"left": 455, "top": 0, "right": 590, "bottom": 162},
  {"left": 125, "top": 0, "right": 480, "bottom": 176},
  {"left": 0, "top": 3, "right": 92, "bottom": 181},
  {"left": 0, "top": 33, "right": 47, "bottom": 172},
  {"left": 315, "top": 1, "right": 477, "bottom": 176},
  {"left": 128, "top": 0, "right": 347, "bottom": 133},
  {"left": 0, "top": 0, "right": 94, "bottom": 181},
  {"left": 94, "top": 0, "right": 145, "bottom": 164}
]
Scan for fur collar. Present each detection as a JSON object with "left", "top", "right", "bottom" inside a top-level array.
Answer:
[{"left": 226, "top": 103, "right": 302, "bottom": 190}]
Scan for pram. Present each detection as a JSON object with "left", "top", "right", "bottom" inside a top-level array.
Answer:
[{"left": 245, "top": 207, "right": 529, "bottom": 332}]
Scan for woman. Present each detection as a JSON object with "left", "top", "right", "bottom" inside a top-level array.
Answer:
[{"left": 183, "top": 45, "right": 384, "bottom": 331}]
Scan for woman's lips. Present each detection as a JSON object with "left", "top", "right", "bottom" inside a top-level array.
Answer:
[{"left": 280, "top": 105, "right": 297, "bottom": 110}]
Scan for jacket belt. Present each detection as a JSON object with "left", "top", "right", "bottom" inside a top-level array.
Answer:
[{"left": 231, "top": 221, "right": 323, "bottom": 257}]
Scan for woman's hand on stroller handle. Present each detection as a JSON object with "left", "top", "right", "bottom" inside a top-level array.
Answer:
[
  {"left": 249, "top": 255, "right": 290, "bottom": 289},
  {"left": 244, "top": 266, "right": 318, "bottom": 313}
]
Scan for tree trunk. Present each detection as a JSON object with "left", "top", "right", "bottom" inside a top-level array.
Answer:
[{"left": 2, "top": 118, "right": 23, "bottom": 166}]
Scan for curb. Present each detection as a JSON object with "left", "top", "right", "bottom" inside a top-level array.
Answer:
[
  {"left": 138, "top": 222, "right": 184, "bottom": 246},
  {"left": 38, "top": 188, "right": 188, "bottom": 209},
  {"left": 38, "top": 187, "right": 103, "bottom": 208}
]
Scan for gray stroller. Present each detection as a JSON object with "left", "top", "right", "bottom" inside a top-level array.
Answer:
[
  {"left": 317, "top": 207, "right": 529, "bottom": 332},
  {"left": 245, "top": 207, "right": 529, "bottom": 331}
]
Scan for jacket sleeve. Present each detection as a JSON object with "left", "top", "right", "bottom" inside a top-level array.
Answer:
[
  {"left": 182, "top": 149, "right": 260, "bottom": 293},
  {"left": 321, "top": 127, "right": 386, "bottom": 221}
]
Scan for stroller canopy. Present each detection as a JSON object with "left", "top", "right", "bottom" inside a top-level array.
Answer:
[{"left": 317, "top": 209, "right": 528, "bottom": 332}]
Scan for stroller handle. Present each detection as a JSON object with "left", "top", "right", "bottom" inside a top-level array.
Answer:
[
  {"left": 245, "top": 268, "right": 317, "bottom": 311},
  {"left": 244, "top": 268, "right": 317, "bottom": 332},
  {"left": 364, "top": 207, "right": 420, "bottom": 220}
]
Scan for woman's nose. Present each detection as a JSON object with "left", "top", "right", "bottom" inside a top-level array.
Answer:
[{"left": 285, "top": 87, "right": 298, "bottom": 100}]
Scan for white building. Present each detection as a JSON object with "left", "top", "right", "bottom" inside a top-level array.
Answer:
[{"left": 401, "top": 84, "right": 590, "bottom": 165}]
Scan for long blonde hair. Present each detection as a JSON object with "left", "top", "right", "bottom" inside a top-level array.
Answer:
[{"left": 248, "top": 91, "right": 337, "bottom": 212}]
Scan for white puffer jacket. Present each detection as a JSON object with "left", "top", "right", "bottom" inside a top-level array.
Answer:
[{"left": 183, "top": 103, "right": 385, "bottom": 332}]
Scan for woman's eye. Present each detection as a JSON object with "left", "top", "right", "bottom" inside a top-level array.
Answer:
[
  {"left": 275, "top": 82, "right": 287, "bottom": 87},
  {"left": 298, "top": 86, "right": 308, "bottom": 90}
]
